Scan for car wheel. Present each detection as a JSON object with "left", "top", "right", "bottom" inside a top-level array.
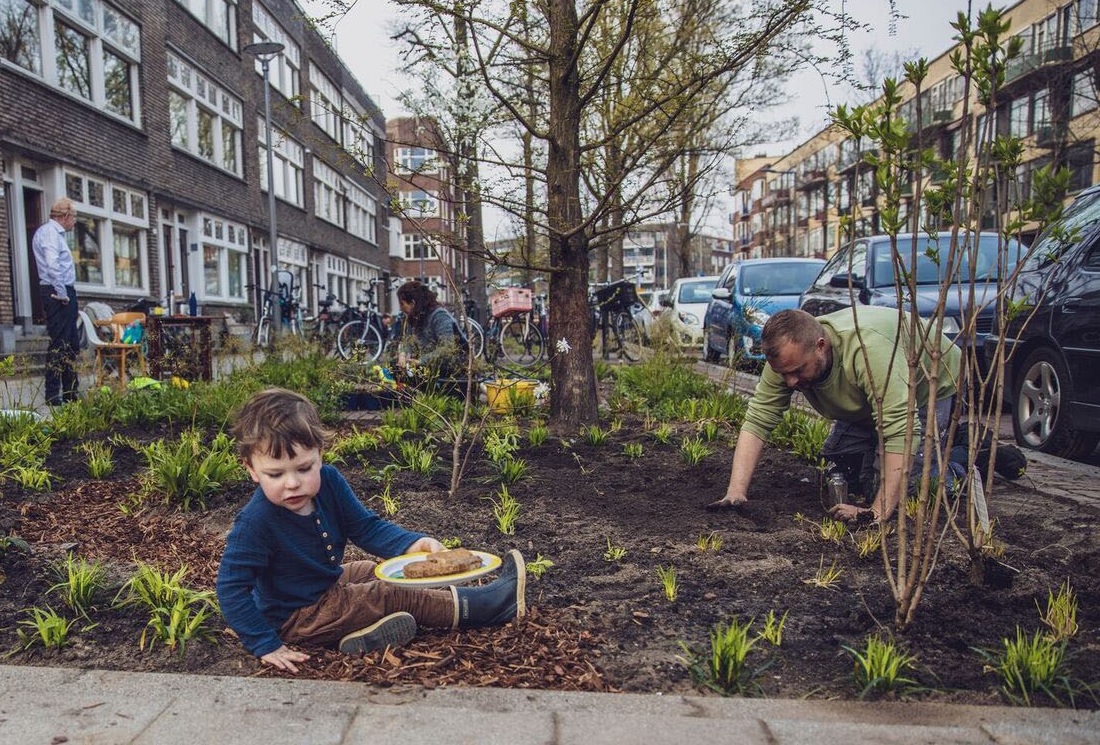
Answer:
[
  {"left": 1012, "top": 347, "right": 1100, "bottom": 459},
  {"left": 726, "top": 335, "right": 741, "bottom": 369},
  {"left": 703, "top": 335, "right": 721, "bottom": 364}
]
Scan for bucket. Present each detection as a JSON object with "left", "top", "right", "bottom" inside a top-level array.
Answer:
[{"left": 484, "top": 379, "right": 537, "bottom": 414}]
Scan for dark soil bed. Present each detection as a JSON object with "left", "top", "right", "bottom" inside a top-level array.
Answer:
[{"left": 2, "top": 404, "right": 1098, "bottom": 705}]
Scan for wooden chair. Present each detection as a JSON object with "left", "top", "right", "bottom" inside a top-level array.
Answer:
[{"left": 77, "top": 310, "right": 148, "bottom": 387}]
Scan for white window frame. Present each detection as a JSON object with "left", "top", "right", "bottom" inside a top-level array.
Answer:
[
  {"left": 309, "top": 63, "right": 341, "bottom": 142},
  {"left": 400, "top": 189, "right": 439, "bottom": 217},
  {"left": 403, "top": 233, "right": 434, "bottom": 260},
  {"left": 199, "top": 214, "right": 249, "bottom": 302},
  {"left": 394, "top": 146, "right": 440, "bottom": 174},
  {"left": 251, "top": 2, "right": 299, "bottom": 103},
  {"left": 346, "top": 182, "right": 377, "bottom": 244},
  {"left": 0, "top": 0, "right": 142, "bottom": 125},
  {"left": 167, "top": 51, "right": 243, "bottom": 175},
  {"left": 62, "top": 167, "right": 149, "bottom": 295},
  {"left": 342, "top": 101, "right": 374, "bottom": 165},
  {"left": 313, "top": 158, "right": 345, "bottom": 227},
  {"left": 258, "top": 117, "right": 304, "bottom": 207},
  {"left": 172, "top": 0, "right": 237, "bottom": 50}
]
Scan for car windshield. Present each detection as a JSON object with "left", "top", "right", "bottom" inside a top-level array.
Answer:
[
  {"left": 739, "top": 262, "right": 823, "bottom": 296},
  {"left": 677, "top": 279, "right": 717, "bottom": 303},
  {"left": 1021, "top": 189, "right": 1100, "bottom": 270},
  {"left": 869, "top": 234, "right": 1026, "bottom": 287}
]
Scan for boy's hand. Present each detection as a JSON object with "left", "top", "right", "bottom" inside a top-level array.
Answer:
[
  {"left": 406, "top": 536, "right": 443, "bottom": 554},
  {"left": 261, "top": 645, "right": 311, "bottom": 673}
]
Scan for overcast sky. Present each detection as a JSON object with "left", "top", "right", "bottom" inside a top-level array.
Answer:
[{"left": 301, "top": 0, "right": 980, "bottom": 237}]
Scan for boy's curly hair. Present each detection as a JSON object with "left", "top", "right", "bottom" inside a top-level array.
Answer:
[{"left": 231, "top": 387, "right": 333, "bottom": 461}]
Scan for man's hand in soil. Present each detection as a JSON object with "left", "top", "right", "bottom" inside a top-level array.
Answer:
[
  {"left": 829, "top": 503, "right": 879, "bottom": 526},
  {"left": 261, "top": 645, "right": 311, "bottom": 673},
  {"left": 705, "top": 494, "right": 747, "bottom": 511}
]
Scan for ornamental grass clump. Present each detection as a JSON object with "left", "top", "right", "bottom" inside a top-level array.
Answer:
[
  {"left": 680, "top": 616, "right": 766, "bottom": 696},
  {"left": 136, "top": 430, "right": 243, "bottom": 512},
  {"left": 843, "top": 635, "right": 920, "bottom": 698},
  {"left": 114, "top": 563, "right": 219, "bottom": 653},
  {"left": 484, "top": 485, "right": 520, "bottom": 535},
  {"left": 48, "top": 554, "right": 108, "bottom": 619},
  {"left": 17, "top": 607, "right": 74, "bottom": 650},
  {"left": 1038, "top": 580, "right": 1079, "bottom": 641},
  {"left": 80, "top": 440, "right": 115, "bottom": 478},
  {"left": 979, "top": 627, "right": 1073, "bottom": 706}
]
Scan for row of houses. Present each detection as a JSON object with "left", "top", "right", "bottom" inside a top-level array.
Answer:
[
  {"left": 0, "top": 0, "right": 475, "bottom": 355},
  {"left": 731, "top": 0, "right": 1100, "bottom": 260}
]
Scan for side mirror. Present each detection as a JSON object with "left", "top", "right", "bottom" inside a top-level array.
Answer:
[
  {"left": 828, "top": 273, "right": 864, "bottom": 290},
  {"left": 711, "top": 288, "right": 732, "bottom": 301},
  {"left": 659, "top": 295, "right": 673, "bottom": 308}
]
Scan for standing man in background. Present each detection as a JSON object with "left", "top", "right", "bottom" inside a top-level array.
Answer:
[{"left": 32, "top": 197, "right": 80, "bottom": 405}]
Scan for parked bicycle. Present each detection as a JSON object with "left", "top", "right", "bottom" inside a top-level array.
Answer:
[
  {"left": 253, "top": 269, "right": 302, "bottom": 347},
  {"left": 590, "top": 278, "right": 645, "bottom": 362},
  {"left": 300, "top": 284, "right": 346, "bottom": 354},
  {"left": 336, "top": 278, "right": 391, "bottom": 363},
  {"left": 483, "top": 284, "right": 546, "bottom": 370}
]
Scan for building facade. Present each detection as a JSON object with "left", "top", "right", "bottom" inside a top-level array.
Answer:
[
  {"left": 385, "top": 116, "right": 473, "bottom": 311},
  {"left": 0, "top": 0, "right": 393, "bottom": 352},
  {"left": 732, "top": 0, "right": 1099, "bottom": 260}
]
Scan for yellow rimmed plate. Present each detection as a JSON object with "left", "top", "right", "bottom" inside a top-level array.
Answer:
[{"left": 374, "top": 550, "right": 501, "bottom": 588}]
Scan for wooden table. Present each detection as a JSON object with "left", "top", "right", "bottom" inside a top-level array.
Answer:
[{"left": 146, "top": 315, "right": 214, "bottom": 381}]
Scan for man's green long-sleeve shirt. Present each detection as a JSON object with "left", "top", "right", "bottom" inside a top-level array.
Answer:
[{"left": 741, "top": 306, "right": 961, "bottom": 454}]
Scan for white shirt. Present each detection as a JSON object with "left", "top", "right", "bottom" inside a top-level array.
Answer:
[{"left": 31, "top": 219, "right": 76, "bottom": 298}]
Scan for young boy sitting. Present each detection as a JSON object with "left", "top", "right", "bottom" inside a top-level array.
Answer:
[{"left": 216, "top": 387, "right": 526, "bottom": 673}]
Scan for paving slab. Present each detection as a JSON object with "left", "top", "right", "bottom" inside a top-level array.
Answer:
[{"left": 1, "top": 666, "right": 1097, "bottom": 745}]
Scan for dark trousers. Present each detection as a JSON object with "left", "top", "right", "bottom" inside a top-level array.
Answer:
[{"left": 42, "top": 285, "right": 79, "bottom": 404}]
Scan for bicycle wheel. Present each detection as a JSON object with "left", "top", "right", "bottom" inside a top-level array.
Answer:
[
  {"left": 615, "top": 312, "right": 645, "bottom": 362},
  {"left": 463, "top": 317, "right": 485, "bottom": 360},
  {"left": 255, "top": 315, "right": 272, "bottom": 348},
  {"left": 337, "top": 320, "right": 383, "bottom": 362},
  {"left": 498, "top": 317, "right": 545, "bottom": 367}
]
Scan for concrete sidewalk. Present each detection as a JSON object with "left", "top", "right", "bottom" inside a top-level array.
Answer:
[{"left": 1, "top": 665, "right": 1097, "bottom": 745}]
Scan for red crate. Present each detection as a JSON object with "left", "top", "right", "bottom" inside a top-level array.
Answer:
[{"left": 490, "top": 287, "right": 533, "bottom": 317}]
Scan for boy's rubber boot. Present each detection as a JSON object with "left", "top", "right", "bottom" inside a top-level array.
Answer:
[
  {"left": 338, "top": 611, "right": 417, "bottom": 655},
  {"left": 454, "top": 550, "right": 526, "bottom": 629}
]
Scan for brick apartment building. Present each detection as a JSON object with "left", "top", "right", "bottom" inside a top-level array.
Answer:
[
  {"left": 0, "top": 0, "right": 394, "bottom": 353},
  {"left": 731, "top": 0, "right": 1100, "bottom": 260},
  {"left": 385, "top": 116, "right": 478, "bottom": 314}
]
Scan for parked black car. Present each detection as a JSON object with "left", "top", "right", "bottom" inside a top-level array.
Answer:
[
  {"left": 990, "top": 185, "right": 1100, "bottom": 459},
  {"left": 799, "top": 231, "right": 1027, "bottom": 371}
]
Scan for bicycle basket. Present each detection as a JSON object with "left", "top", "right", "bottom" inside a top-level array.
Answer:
[
  {"left": 490, "top": 287, "right": 533, "bottom": 318},
  {"left": 593, "top": 280, "right": 640, "bottom": 313}
]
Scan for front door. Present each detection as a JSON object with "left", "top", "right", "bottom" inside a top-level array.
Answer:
[{"left": 22, "top": 188, "right": 44, "bottom": 323}]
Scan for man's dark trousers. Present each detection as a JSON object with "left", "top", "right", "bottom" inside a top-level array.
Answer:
[{"left": 42, "top": 285, "right": 79, "bottom": 405}]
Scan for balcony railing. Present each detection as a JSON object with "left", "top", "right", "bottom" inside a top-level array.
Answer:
[
  {"left": 1004, "top": 45, "right": 1073, "bottom": 86},
  {"left": 796, "top": 168, "right": 827, "bottom": 189}
]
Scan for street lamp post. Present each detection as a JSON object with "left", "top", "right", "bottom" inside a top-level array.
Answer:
[{"left": 244, "top": 41, "right": 285, "bottom": 288}]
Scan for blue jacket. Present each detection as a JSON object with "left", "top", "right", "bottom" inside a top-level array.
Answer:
[{"left": 215, "top": 465, "right": 422, "bottom": 657}]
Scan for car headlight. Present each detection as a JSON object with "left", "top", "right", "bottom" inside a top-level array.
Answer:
[
  {"left": 939, "top": 316, "right": 960, "bottom": 335},
  {"left": 679, "top": 312, "right": 699, "bottom": 326},
  {"left": 745, "top": 308, "right": 770, "bottom": 326}
]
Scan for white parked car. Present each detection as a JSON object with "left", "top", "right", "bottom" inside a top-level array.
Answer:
[{"left": 661, "top": 276, "right": 720, "bottom": 348}]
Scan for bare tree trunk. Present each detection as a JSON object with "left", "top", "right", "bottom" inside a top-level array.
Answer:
[{"left": 547, "top": 0, "right": 597, "bottom": 431}]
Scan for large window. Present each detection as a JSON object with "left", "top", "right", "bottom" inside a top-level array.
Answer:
[
  {"left": 313, "top": 158, "right": 345, "bottom": 227},
  {"left": 403, "top": 233, "right": 433, "bottom": 260},
  {"left": 400, "top": 189, "right": 439, "bottom": 217},
  {"left": 310, "top": 64, "right": 341, "bottom": 141},
  {"left": 0, "top": 0, "right": 140, "bottom": 123},
  {"left": 200, "top": 215, "right": 248, "bottom": 301},
  {"left": 258, "top": 118, "right": 304, "bottom": 207},
  {"left": 1009, "top": 96, "right": 1031, "bottom": 138},
  {"left": 173, "top": 0, "right": 236, "bottom": 49},
  {"left": 1072, "top": 68, "right": 1098, "bottom": 117},
  {"left": 346, "top": 183, "right": 377, "bottom": 243},
  {"left": 395, "top": 147, "right": 440, "bottom": 174},
  {"left": 167, "top": 51, "right": 243, "bottom": 175},
  {"left": 63, "top": 168, "right": 148, "bottom": 292},
  {"left": 342, "top": 102, "right": 374, "bottom": 164},
  {"left": 251, "top": 2, "right": 298, "bottom": 102}
]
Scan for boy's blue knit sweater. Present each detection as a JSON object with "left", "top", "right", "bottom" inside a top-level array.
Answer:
[{"left": 216, "top": 465, "right": 422, "bottom": 657}]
